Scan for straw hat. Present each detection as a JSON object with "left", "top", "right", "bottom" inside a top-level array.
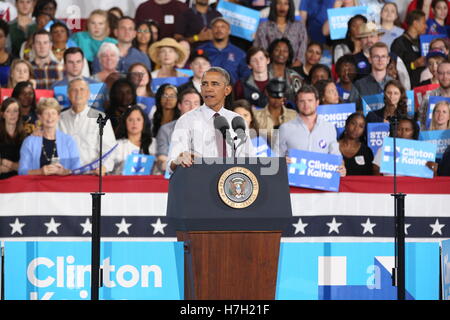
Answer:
[
  {"left": 148, "top": 37, "right": 188, "bottom": 66},
  {"left": 356, "top": 22, "right": 385, "bottom": 38}
]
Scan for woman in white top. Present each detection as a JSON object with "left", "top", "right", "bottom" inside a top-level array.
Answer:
[
  {"left": 429, "top": 101, "right": 450, "bottom": 131},
  {"left": 111, "top": 105, "right": 155, "bottom": 175},
  {"left": 148, "top": 37, "right": 189, "bottom": 79}
]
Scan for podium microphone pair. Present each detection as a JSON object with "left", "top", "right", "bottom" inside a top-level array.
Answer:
[{"left": 213, "top": 115, "right": 247, "bottom": 157}]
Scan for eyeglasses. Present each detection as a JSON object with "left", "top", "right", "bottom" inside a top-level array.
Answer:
[
  {"left": 162, "top": 94, "right": 177, "bottom": 99},
  {"left": 372, "top": 55, "right": 389, "bottom": 61},
  {"left": 137, "top": 29, "right": 150, "bottom": 33}
]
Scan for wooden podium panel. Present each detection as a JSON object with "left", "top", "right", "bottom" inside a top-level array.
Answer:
[{"left": 177, "top": 231, "right": 282, "bottom": 300}]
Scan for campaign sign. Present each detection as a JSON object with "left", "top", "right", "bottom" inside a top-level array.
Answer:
[
  {"left": 151, "top": 77, "right": 189, "bottom": 93},
  {"left": 288, "top": 149, "right": 342, "bottom": 192},
  {"left": 276, "top": 242, "right": 439, "bottom": 300},
  {"left": 420, "top": 34, "right": 447, "bottom": 56},
  {"left": 414, "top": 83, "right": 440, "bottom": 111},
  {"left": 4, "top": 241, "right": 184, "bottom": 300},
  {"left": 427, "top": 96, "right": 450, "bottom": 129},
  {"left": 380, "top": 137, "right": 436, "bottom": 178},
  {"left": 442, "top": 239, "right": 450, "bottom": 300},
  {"left": 419, "top": 129, "right": 450, "bottom": 159},
  {"left": 54, "top": 83, "right": 106, "bottom": 111},
  {"left": 252, "top": 136, "right": 271, "bottom": 157},
  {"left": 123, "top": 153, "right": 155, "bottom": 175},
  {"left": 367, "top": 122, "right": 390, "bottom": 156},
  {"left": 327, "top": 6, "right": 368, "bottom": 40},
  {"left": 406, "top": 90, "right": 414, "bottom": 117},
  {"left": 216, "top": 1, "right": 260, "bottom": 41},
  {"left": 136, "top": 96, "right": 156, "bottom": 117},
  {"left": 362, "top": 93, "right": 384, "bottom": 116},
  {"left": 317, "top": 103, "right": 355, "bottom": 137},
  {"left": 0, "top": 66, "right": 10, "bottom": 87}
]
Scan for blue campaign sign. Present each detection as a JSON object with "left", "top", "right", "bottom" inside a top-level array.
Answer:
[
  {"left": 420, "top": 34, "right": 447, "bottom": 56},
  {"left": 419, "top": 129, "right": 450, "bottom": 159},
  {"left": 442, "top": 239, "right": 450, "bottom": 300},
  {"left": 276, "top": 242, "right": 439, "bottom": 300},
  {"left": 428, "top": 96, "right": 450, "bottom": 129},
  {"left": 317, "top": 103, "right": 355, "bottom": 137},
  {"left": 0, "top": 66, "right": 10, "bottom": 87},
  {"left": 4, "top": 241, "right": 184, "bottom": 300},
  {"left": 406, "top": 90, "right": 414, "bottom": 117},
  {"left": 216, "top": 0, "right": 260, "bottom": 41},
  {"left": 380, "top": 137, "right": 436, "bottom": 178},
  {"left": 362, "top": 93, "right": 384, "bottom": 116},
  {"left": 151, "top": 77, "right": 189, "bottom": 93},
  {"left": 54, "top": 83, "right": 106, "bottom": 111},
  {"left": 122, "top": 153, "right": 155, "bottom": 175},
  {"left": 288, "top": 149, "right": 342, "bottom": 192},
  {"left": 327, "top": 6, "right": 368, "bottom": 40},
  {"left": 367, "top": 122, "right": 390, "bottom": 156},
  {"left": 136, "top": 96, "right": 155, "bottom": 117},
  {"left": 252, "top": 136, "right": 271, "bottom": 157}
]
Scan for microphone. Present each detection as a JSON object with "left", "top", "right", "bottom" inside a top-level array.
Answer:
[
  {"left": 232, "top": 116, "right": 247, "bottom": 140},
  {"left": 213, "top": 115, "right": 230, "bottom": 139}
]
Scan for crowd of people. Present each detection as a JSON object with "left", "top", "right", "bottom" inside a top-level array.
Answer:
[{"left": 1, "top": 0, "right": 450, "bottom": 180}]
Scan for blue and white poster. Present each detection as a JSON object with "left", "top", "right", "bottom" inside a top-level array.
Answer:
[
  {"left": 317, "top": 103, "right": 355, "bottom": 137},
  {"left": 276, "top": 242, "right": 439, "bottom": 300},
  {"left": 419, "top": 129, "right": 450, "bottom": 159},
  {"left": 216, "top": 1, "right": 260, "bottom": 41},
  {"left": 367, "top": 122, "right": 390, "bottom": 156},
  {"left": 151, "top": 77, "right": 189, "bottom": 93},
  {"left": 380, "top": 137, "right": 436, "bottom": 178},
  {"left": 288, "top": 149, "right": 342, "bottom": 192},
  {"left": 427, "top": 96, "right": 450, "bottom": 129},
  {"left": 54, "top": 83, "right": 106, "bottom": 111},
  {"left": 4, "top": 241, "right": 184, "bottom": 300},
  {"left": 122, "top": 154, "right": 155, "bottom": 175},
  {"left": 420, "top": 34, "right": 447, "bottom": 56},
  {"left": 362, "top": 93, "right": 384, "bottom": 116},
  {"left": 327, "top": 6, "right": 368, "bottom": 40},
  {"left": 252, "top": 136, "right": 271, "bottom": 157},
  {"left": 136, "top": 96, "right": 155, "bottom": 118},
  {"left": 442, "top": 239, "right": 450, "bottom": 300}
]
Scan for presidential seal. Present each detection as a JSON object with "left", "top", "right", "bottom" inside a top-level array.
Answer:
[{"left": 218, "top": 167, "right": 259, "bottom": 209}]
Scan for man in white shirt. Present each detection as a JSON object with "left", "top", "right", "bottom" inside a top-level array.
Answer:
[
  {"left": 58, "top": 79, "right": 117, "bottom": 174},
  {"left": 168, "top": 67, "right": 254, "bottom": 172}
]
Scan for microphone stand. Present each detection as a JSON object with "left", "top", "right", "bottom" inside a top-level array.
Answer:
[
  {"left": 390, "top": 115, "right": 406, "bottom": 300},
  {"left": 90, "top": 114, "right": 107, "bottom": 300}
]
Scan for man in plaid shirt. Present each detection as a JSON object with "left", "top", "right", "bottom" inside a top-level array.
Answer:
[{"left": 30, "top": 29, "right": 64, "bottom": 89}]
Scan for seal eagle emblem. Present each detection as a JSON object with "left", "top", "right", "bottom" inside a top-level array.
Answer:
[{"left": 218, "top": 167, "right": 259, "bottom": 209}]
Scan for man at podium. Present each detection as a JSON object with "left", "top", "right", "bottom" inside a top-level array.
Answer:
[{"left": 167, "top": 67, "right": 255, "bottom": 172}]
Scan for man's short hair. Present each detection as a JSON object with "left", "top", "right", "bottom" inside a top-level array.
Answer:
[
  {"left": 246, "top": 46, "right": 269, "bottom": 65},
  {"left": 296, "top": 84, "right": 319, "bottom": 100},
  {"left": 64, "top": 47, "right": 85, "bottom": 62},
  {"left": 117, "top": 16, "right": 136, "bottom": 27},
  {"left": 406, "top": 10, "right": 426, "bottom": 27},
  {"left": 68, "top": 78, "right": 88, "bottom": 90},
  {"left": 369, "top": 42, "right": 389, "bottom": 56},
  {"left": 203, "top": 67, "right": 231, "bottom": 86},
  {"left": 178, "top": 87, "right": 203, "bottom": 104},
  {"left": 32, "top": 29, "right": 51, "bottom": 43}
]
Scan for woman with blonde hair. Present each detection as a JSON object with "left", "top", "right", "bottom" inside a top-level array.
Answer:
[
  {"left": 430, "top": 101, "right": 450, "bottom": 130},
  {"left": 7, "top": 59, "right": 36, "bottom": 89},
  {"left": 71, "top": 9, "right": 118, "bottom": 64},
  {"left": 18, "top": 97, "right": 80, "bottom": 175},
  {"left": 148, "top": 37, "right": 189, "bottom": 78}
]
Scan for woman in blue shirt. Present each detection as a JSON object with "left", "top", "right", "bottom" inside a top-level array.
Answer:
[{"left": 18, "top": 98, "right": 80, "bottom": 175}]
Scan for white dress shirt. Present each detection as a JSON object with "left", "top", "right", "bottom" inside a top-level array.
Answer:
[
  {"left": 58, "top": 106, "right": 117, "bottom": 172},
  {"left": 167, "top": 104, "right": 255, "bottom": 172}
]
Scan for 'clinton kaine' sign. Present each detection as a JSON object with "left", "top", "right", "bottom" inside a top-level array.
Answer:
[{"left": 288, "top": 149, "right": 342, "bottom": 192}]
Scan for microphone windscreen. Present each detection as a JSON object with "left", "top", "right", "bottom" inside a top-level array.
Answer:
[
  {"left": 231, "top": 116, "right": 246, "bottom": 132},
  {"left": 213, "top": 115, "right": 230, "bottom": 135}
]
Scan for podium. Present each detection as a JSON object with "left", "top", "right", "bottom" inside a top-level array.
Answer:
[{"left": 167, "top": 158, "right": 292, "bottom": 300}]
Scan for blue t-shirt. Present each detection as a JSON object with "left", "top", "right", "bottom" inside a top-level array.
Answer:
[
  {"left": 197, "top": 42, "right": 250, "bottom": 84},
  {"left": 426, "top": 18, "right": 450, "bottom": 36},
  {"left": 299, "top": 0, "right": 335, "bottom": 44}
]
